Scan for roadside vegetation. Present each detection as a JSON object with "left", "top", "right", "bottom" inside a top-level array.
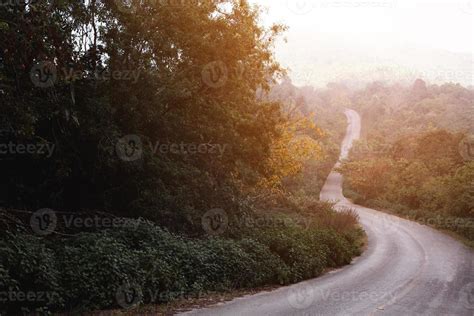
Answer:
[
  {"left": 0, "top": 1, "right": 364, "bottom": 314},
  {"left": 338, "top": 80, "right": 473, "bottom": 245}
]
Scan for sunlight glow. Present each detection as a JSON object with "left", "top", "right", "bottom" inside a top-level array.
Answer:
[{"left": 250, "top": 0, "right": 474, "bottom": 87}]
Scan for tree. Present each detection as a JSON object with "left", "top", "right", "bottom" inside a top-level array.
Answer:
[{"left": 0, "top": 0, "right": 289, "bottom": 232}]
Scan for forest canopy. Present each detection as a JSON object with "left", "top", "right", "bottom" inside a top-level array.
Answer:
[{"left": 0, "top": 2, "right": 364, "bottom": 314}]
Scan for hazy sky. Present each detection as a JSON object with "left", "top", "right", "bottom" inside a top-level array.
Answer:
[{"left": 249, "top": 0, "right": 473, "bottom": 87}]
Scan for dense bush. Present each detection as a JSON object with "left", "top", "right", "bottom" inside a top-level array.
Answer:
[
  {"left": 0, "top": 233, "right": 64, "bottom": 313},
  {"left": 0, "top": 213, "right": 362, "bottom": 314}
]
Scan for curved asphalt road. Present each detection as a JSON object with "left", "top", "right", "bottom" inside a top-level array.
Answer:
[{"left": 181, "top": 109, "right": 474, "bottom": 316}]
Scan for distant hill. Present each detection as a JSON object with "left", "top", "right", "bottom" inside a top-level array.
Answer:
[{"left": 276, "top": 36, "right": 473, "bottom": 88}]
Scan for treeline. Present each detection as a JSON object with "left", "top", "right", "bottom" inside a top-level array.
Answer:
[
  {"left": 339, "top": 80, "right": 473, "bottom": 244},
  {"left": 353, "top": 79, "right": 473, "bottom": 139},
  {"left": 0, "top": 1, "right": 363, "bottom": 314}
]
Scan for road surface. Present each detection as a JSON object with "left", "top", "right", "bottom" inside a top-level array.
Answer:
[{"left": 181, "top": 109, "right": 474, "bottom": 316}]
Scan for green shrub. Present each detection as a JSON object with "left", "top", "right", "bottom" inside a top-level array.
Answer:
[
  {"left": 0, "top": 233, "right": 64, "bottom": 314},
  {"left": 0, "top": 214, "right": 363, "bottom": 314},
  {"left": 58, "top": 233, "right": 145, "bottom": 311},
  {"left": 236, "top": 238, "right": 289, "bottom": 285}
]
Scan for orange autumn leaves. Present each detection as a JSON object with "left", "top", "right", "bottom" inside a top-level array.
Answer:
[{"left": 260, "top": 113, "right": 324, "bottom": 190}]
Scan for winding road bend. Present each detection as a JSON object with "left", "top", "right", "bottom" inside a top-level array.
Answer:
[{"left": 182, "top": 110, "right": 474, "bottom": 316}]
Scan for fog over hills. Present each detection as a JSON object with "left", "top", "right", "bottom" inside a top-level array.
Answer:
[
  {"left": 251, "top": 0, "right": 473, "bottom": 88},
  {"left": 276, "top": 34, "right": 473, "bottom": 88}
]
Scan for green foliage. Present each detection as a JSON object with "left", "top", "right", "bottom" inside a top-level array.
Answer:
[
  {"left": 0, "top": 0, "right": 285, "bottom": 231},
  {"left": 353, "top": 80, "right": 473, "bottom": 140},
  {"left": 0, "top": 233, "right": 64, "bottom": 314},
  {"left": 340, "top": 119, "right": 474, "bottom": 242},
  {"left": 58, "top": 233, "right": 145, "bottom": 311},
  {"left": 0, "top": 215, "right": 362, "bottom": 314},
  {"left": 0, "top": 2, "right": 365, "bottom": 314}
]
